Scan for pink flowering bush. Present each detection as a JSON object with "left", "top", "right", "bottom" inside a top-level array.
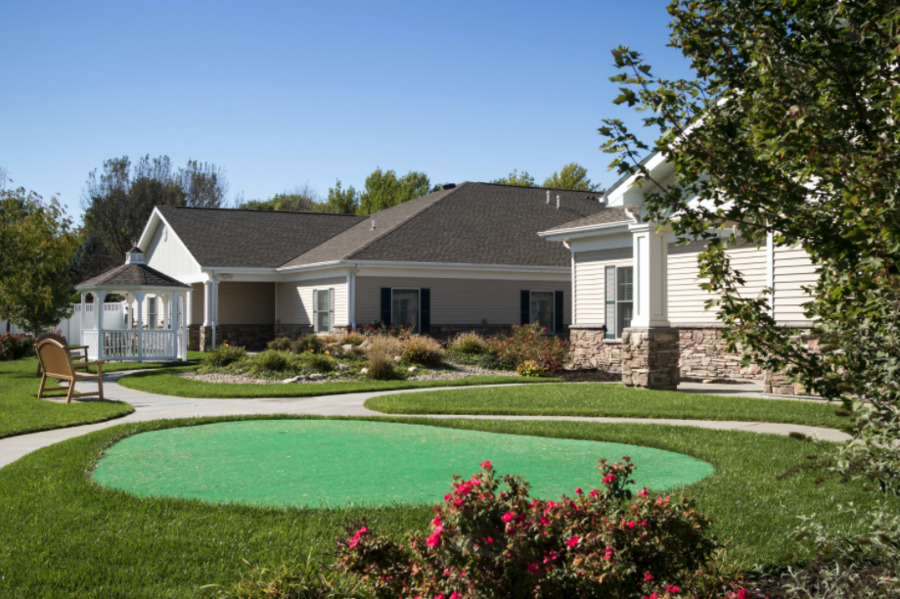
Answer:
[
  {"left": 335, "top": 457, "right": 715, "bottom": 599},
  {"left": 0, "top": 332, "right": 35, "bottom": 361}
]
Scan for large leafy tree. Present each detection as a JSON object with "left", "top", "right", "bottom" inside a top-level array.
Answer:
[
  {"left": 601, "top": 0, "right": 900, "bottom": 492},
  {"left": 80, "top": 155, "right": 230, "bottom": 274},
  {"left": 0, "top": 187, "right": 78, "bottom": 333},
  {"left": 543, "top": 162, "right": 598, "bottom": 191},
  {"left": 491, "top": 169, "right": 535, "bottom": 187},
  {"left": 358, "top": 168, "right": 430, "bottom": 214}
]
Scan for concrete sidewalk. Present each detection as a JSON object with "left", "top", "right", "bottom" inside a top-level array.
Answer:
[{"left": 0, "top": 373, "right": 851, "bottom": 470}]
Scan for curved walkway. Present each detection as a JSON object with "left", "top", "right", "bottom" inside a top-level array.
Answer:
[{"left": 0, "top": 373, "right": 851, "bottom": 470}]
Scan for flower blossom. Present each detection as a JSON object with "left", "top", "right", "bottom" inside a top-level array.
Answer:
[{"left": 566, "top": 536, "right": 580, "bottom": 548}]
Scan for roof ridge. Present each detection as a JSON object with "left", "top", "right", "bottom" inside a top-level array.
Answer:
[
  {"left": 340, "top": 183, "right": 467, "bottom": 261},
  {"left": 160, "top": 205, "right": 363, "bottom": 217}
]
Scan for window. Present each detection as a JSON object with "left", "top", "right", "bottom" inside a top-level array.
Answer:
[
  {"left": 530, "top": 291, "right": 555, "bottom": 333},
  {"left": 392, "top": 289, "right": 420, "bottom": 333},
  {"left": 605, "top": 266, "right": 633, "bottom": 338},
  {"left": 147, "top": 297, "right": 158, "bottom": 329},
  {"left": 380, "top": 288, "right": 430, "bottom": 334},
  {"left": 313, "top": 288, "right": 333, "bottom": 333},
  {"left": 520, "top": 290, "right": 564, "bottom": 333}
]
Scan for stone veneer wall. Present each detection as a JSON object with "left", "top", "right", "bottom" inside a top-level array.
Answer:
[
  {"left": 621, "top": 327, "right": 680, "bottom": 390},
  {"left": 569, "top": 327, "right": 626, "bottom": 373},
  {"left": 571, "top": 325, "right": 763, "bottom": 382},
  {"left": 678, "top": 327, "right": 762, "bottom": 382},
  {"left": 274, "top": 324, "right": 315, "bottom": 341}
]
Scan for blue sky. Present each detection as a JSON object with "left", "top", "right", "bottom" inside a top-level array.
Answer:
[{"left": 2, "top": 1, "right": 693, "bottom": 221}]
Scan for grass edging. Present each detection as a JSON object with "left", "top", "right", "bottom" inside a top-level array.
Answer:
[
  {"left": 117, "top": 366, "right": 558, "bottom": 398},
  {"left": 363, "top": 383, "right": 854, "bottom": 431},
  {"left": 0, "top": 415, "right": 893, "bottom": 597}
]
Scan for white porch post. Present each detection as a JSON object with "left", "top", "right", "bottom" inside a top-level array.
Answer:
[
  {"left": 180, "top": 293, "right": 187, "bottom": 360},
  {"left": 95, "top": 292, "right": 104, "bottom": 361},
  {"left": 136, "top": 291, "right": 145, "bottom": 362},
  {"left": 80, "top": 292, "right": 87, "bottom": 347},
  {"left": 168, "top": 291, "right": 177, "bottom": 358},
  {"left": 621, "top": 221, "right": 678, "bottom": 390},
  {"left": 628, "top": 222, "right": 670, "bottom": 328}
]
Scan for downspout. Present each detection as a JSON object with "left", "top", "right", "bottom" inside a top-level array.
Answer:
[
  {"left": 348, "top": 264, "right": 360, "bottom": 330},
  {"left": 563, "top": 240, "right": 575, "bottom": 327}
]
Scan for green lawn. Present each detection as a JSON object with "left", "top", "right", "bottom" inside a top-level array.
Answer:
[
  {"left": 0, "top": 358, "right": 134, "bottom": 439},
  {"left": 0, "top": 415, "right": 889, "bottom": 598},
  {"left": 0, "top": 355, "right": 203, "bottom": 439},
  {"left": 365, "top": 383, "right": 853, "bottom": 430},
  {"left": 118, "top": 365, "right": 556, "bottom": 398}
]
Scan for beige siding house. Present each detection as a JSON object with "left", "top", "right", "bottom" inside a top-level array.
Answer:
[
  {"left": 136, "top": 183, "right": 606, "bottom": 349},
  {"left": 540, "top": 151, "right": 818, "bottom": 392}
]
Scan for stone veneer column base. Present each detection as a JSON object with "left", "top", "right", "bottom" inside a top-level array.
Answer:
[{"left": 621, "top": 327, "right": 680, "bottom": 390}]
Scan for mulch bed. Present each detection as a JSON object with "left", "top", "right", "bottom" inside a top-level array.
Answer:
[{"left": 555, "top": 369, "right": 621, "bottom": 383}]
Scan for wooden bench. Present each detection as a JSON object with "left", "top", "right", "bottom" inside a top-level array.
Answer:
[{"left": 35, "top": 335, "right": 105, "bottom": 403}]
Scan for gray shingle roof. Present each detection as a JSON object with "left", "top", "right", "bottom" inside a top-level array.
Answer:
[
  {"left": 156, "top": 206, "right": 365, "bottom": 268},
  {"left": 540, "top": 207, "right": 632, "bottom": 233},
  {"left": 76, "top": 263, "right": 191, "bottom": 289},
  {"left": 282, "top": 182, "right": 611, "bottom": 268}
]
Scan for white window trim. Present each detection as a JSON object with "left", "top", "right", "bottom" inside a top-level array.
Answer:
[
  {"left": 313, "top": 288, "right": 334, "bottom": 333},
  {"left": 605, "top": 265, "right": 633, "bottom": 339}
]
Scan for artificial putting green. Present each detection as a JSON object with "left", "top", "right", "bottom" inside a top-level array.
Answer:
[{"left": 92, "top": 420, "right": 714, "bottom": 508}]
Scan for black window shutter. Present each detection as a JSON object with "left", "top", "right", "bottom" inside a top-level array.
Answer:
[
  {"left": 520, "top": 290, "right": 530, "bottom": 325},
  {"left": 420, "top": 288, "right": 431, "bottom": 333},
  {"left": 554, "top": 290, "right": 564, "bottom": 334},
  {"left": 380, "top": 288, "right": 392, "bottom": 324}
]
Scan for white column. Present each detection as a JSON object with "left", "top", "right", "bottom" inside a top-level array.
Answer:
[
  {"left": 95, "top": 292, "right": 104, "bottom": 360},
  {"left": 628, "top": 222, "right": 670, "bottom": 328},
  {"left": 180, "top": 293, "right": 188, "bottom": 361},
  {"left": 203, "top": 279, "right": 218, "bottom": 326},
  {"left": 136, "top": 291, "right": 145, "bottom": 362}
]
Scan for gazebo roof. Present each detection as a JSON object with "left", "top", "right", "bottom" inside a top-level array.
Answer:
[{"left": 75, "top": 247, "right": 190, "bottom": 291}]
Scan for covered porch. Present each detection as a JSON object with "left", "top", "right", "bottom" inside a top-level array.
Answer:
[{"left": 75, "top": 247, "right": 191, "bottom": 362}]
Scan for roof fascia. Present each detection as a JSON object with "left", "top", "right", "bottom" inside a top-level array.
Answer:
[
  {"left": 538, "top": 221, "right": 632, "bottom": 241},
  {"left": 137, "top": 208, "right": 203, "bottom": 272}
]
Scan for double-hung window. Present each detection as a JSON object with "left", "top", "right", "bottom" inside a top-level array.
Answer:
[
  {"left": 380, "top": 288, "right": 431, "bottom": 334},
  {"left": 313, "top": 288, "right": 334, "bottom": 333},
  {"left": 529, "top": 291, "right": 555, "bottom": 333},
  {"left": 605, "top": 266, "right": 633, "bottom": 338},
  {"left": 520, "top": 290, "right": 564, "bottom": 333}
]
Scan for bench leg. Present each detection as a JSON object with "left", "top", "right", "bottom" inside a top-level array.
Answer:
[
  {"left": 38, "top": 374, "right": 48, "bottom": 399},
  {"left": 66, "top": 380, "right": 76, "bottom": 403},
  {"left": 97, "top": 375, "right": 104, "bottom": 401}
]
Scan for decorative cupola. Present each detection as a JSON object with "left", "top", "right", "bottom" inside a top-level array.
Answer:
[{"left": 125, "top": 246, "right": 145, "bottom": 265}]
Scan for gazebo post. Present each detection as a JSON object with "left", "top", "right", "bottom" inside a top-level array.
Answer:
[
  {"left": 79, "top": 292, "right": 86, "bottom": 348},
  {"left": 136, "top": 291, "right": 145, "bottom": 363},
  {"left": 95, "top": 292, "right": 104, "bottom": 361}
]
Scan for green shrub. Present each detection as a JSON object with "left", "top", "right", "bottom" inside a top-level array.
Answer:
[
  {"left": 204, "top": 344, "right": 247, "bottom": 368},
  {"left": 487, "top": 323, "right": 571, "bottom": 373},
  {"left": 334, "top": 457, "right": 716, "bottom": 598},
  {"left": 249, "top": 350, "right": 292, "bottom": 375},
  {"left": 322, "top": 343, "right": 344, "bottom": 358},
  {"left": 296, "top": 352, "right": 336, "bottom": 373},
  {"left": 448, "top": 332, "right": 488, "bottom": 356},
  {"left": 516, "top": 359, "right": 545, "bottom": 377},
  {"left": 366, "top": 349, "right": 399, "bottom": 380},
  {"left": 267, "top": 337, "right": 293, "bottom": 351},
  {"left": 342, "top": 333, "right": 365, "bottom": 346},
  {"left": 291, "top": 334, "right": 323, "bottom": 354},
  {"left": 400, "top": 335, "right": 444, "bottom": 367}
]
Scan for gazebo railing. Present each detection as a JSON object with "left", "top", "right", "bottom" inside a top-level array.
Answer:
[{"left": 82, "top": 329, "right": 180, "bottom": 361}]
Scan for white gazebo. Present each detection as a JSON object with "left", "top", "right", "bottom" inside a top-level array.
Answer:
[{"left": 75, "top": 247, "right": 191, "bottom": 362}]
